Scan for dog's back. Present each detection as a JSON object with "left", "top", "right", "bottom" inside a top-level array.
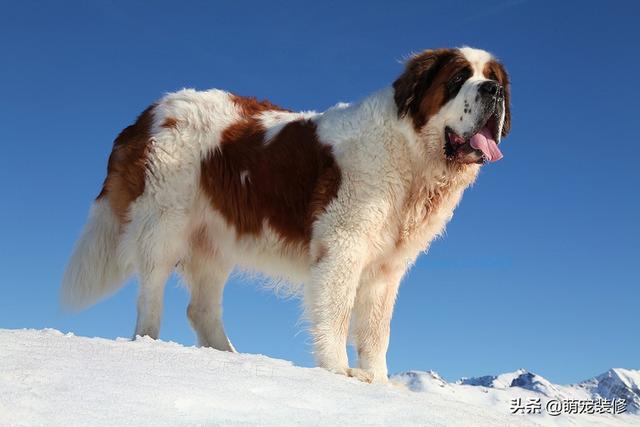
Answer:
[{"left": 61, "top": 88, "right": 340, "bottom": 344}]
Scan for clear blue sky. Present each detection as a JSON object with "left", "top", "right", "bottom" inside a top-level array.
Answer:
[{"left": 1, "top": 0, "right": 638, "bottom": 384}]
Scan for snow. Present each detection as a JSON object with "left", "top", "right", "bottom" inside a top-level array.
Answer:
[
  {"left": 578, "top": 369, "right": 640, "bottom": 411},
  {"left": 0, "top": 329, "right": 637, "bottom": 426}
]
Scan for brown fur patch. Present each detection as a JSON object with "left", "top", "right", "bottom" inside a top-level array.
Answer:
[
  {"left": 161, "top": 117, "right": 178, "bottom": 129},
  {"left": 483, "top": 60, "right": 511, "bottom": 136},
  {"left": 393, "top": 49, "right": 470, "bottom": 129},
  {"left": 190, "top": 224, "right": 215, "bottom": 255},
  {"left": 97, "top": 106, "right": 154, "bottom": 222},
  {"left": 378, "top": 262, "right": 391, "bottom": 276},
  {"left": 314, "top": 243, "right": 328, "bottom": 264},
  {"left": 230, "top": 94, "right": 289, "bottom": 116},
  {"left": 200, "top": 112, "right": 341, "bottom": 246}
]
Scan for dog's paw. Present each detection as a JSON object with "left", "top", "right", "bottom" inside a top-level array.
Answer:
[
  {"left": 322, "top": 365, "right": 387, "bottom": 384},
  {"left": 346, "top": 368, "right": 374, "bottom": 383}
]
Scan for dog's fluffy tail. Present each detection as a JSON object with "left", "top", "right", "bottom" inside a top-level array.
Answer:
[{"left": 61, "top": 198, "right": 130, "bottom": 311}]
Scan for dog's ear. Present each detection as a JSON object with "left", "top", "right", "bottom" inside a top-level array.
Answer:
[
  {"left": 393, "top": 50, "right": 453, "bottom": 120},
  {"left": 495, "top": 61, "right": 511, "bottom": 137}
]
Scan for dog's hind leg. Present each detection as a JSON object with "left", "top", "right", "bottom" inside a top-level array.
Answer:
[
  {"left": 128, "top": 210, "right": 188, "bottom": 340},
  {"left": 179, "top": 236, "right": 235, "bottom": 351},
  {"left": 134, "top": 260, "right": 173, "bottom": 339}
]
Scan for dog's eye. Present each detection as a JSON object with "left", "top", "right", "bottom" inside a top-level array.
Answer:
[
  {"left": 449, "top": 69, "right": 470, "bottom": 86},
  {"left": 446, "top": 68, "right": 471, "bottom": 97}
]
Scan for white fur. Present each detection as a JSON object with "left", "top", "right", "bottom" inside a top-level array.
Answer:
[
  {"left": 459, "top": 46, "right": 493, "bottom": 67},
  {"left": 61, "top": 198, "right": 132, "bottom": 309},
  {"left": 62, "top": 48, "right": 502, "bottom": 383}
]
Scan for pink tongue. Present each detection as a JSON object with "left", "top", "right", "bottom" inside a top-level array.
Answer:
[{"left": 469, "top": 127, "right": 503, "bottom": 162}]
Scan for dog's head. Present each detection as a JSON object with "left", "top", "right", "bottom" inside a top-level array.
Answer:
[{"left": 394, "top": 47, "right": 511, "bottom": 164}]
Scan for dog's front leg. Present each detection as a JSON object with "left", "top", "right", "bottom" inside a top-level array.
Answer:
[
  {"left": 305, "top": 241, "right": 368, "bottom": 380},
  {"left": 352, "top": 264, "right": 405, "bottom": 383}
]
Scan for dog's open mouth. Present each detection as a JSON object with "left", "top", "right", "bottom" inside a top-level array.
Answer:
[{"left": 445, "top": 115, "right": 503, "bottom": 164}]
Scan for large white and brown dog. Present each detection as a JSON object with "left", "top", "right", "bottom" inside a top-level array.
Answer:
[{"left": 62, "top": 47, "right": 511, "bottom": 383}]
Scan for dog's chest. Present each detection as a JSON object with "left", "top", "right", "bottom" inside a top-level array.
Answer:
[{"left": 388, "top": 173, "right": 473, "bottom": 256}]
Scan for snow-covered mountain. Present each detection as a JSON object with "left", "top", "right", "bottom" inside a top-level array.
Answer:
[
  {"left": 454, "top": 367, "right": 640, "bottom": 413},
  {"left": 0, "top": 328, "right": 637, "bottom": 426},
  {"left": 459, "top": 368, "right": 563, "bottom": 396},
  {"left": 577, "top": 368, "right": 640, "bottom": 412}
]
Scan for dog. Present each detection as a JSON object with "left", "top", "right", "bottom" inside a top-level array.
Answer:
[{"left": 62, "top": 47, "right": 510, "bottom": 383}]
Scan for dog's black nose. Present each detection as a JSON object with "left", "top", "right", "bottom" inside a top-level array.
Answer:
[{"left": 479, "top": 80, "right": 501, "bottom": 97}]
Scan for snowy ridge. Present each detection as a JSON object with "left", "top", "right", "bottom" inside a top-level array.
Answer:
[
  {"left": 454, "top": 368, "right": 640, "bottom": 411},
  {"left": 0, "top": 329, "right": 637, "bottom": 426},
  {"left": 577, "top": 369, "right": 640, "bottom": 412}
]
